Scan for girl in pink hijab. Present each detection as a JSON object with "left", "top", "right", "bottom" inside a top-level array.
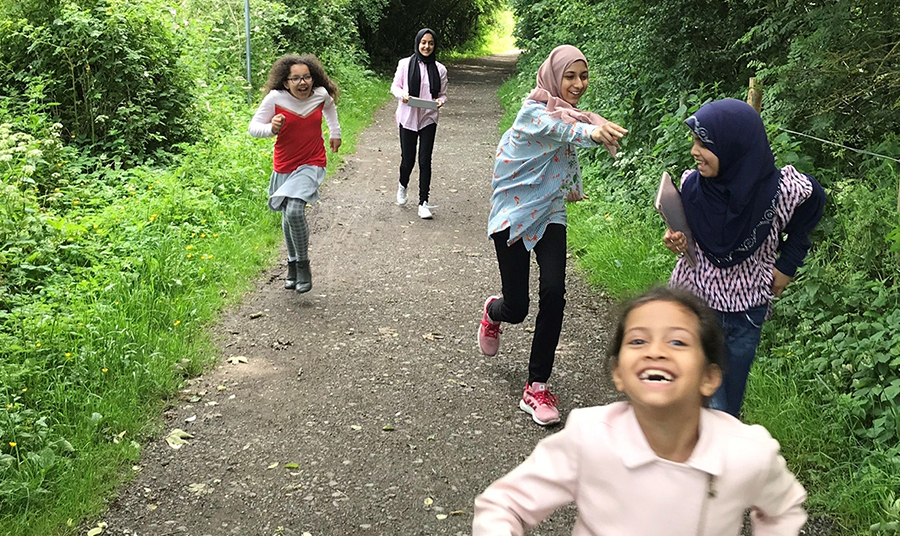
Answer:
[{"left": 477, "top": 45, "right": 628, "bottom": 426}]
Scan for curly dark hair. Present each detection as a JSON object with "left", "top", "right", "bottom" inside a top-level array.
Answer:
[
  {"left": 263, "top": 54, "right": 339, "bottom": 101},
  {"left": 607, "top": 287, "right": 725, "bottom": 372}
]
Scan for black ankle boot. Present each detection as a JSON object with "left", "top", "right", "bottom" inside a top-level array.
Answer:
[
  {"left": 295, "top": 260, "right": 312, "bottom": 294},
  {"left": 285, "top": 261, "right": 299, "bottom": 289}
]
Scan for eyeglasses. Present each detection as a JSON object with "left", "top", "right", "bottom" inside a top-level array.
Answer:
[{"left": 287, "top": 75, "right": 313, "bottom": 83}]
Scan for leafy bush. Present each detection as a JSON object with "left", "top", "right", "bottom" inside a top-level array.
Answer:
[{"left": 0, "top": 0, "right": 199, "bottom": 163}]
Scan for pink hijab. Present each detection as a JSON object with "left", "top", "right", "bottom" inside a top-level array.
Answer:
[{"left": 527, "top": 45, "right": 613, "bottom": 153}]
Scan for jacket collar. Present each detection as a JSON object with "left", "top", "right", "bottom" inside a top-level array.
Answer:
[{"left": 616, "top": 405, "right": 724, "bottom": 476}]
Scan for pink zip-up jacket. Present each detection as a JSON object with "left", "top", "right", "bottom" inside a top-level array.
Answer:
[{"left": 474, "top": 402, "right": 807, "bottom": 536}]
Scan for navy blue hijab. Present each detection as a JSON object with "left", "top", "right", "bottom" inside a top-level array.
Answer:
[
  {"left": 682, "top": 99, "right": 781, "bottom": 268},
  {"left": 408, "top": 28, "right": 440, "bottom": 99}
]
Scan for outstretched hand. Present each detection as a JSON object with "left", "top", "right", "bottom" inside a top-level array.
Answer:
[
  {"left": 566, "top": 190, "right": 588, "bottom": 202},
  {"left": 330, "top": 138, "right": 342, "bottom": 153},
  {"left": 591, "top": 121, "right": 628, "bottom": 151}
]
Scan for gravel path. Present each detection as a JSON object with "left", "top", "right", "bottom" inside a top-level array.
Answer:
[{"left": 96, "top": 53, "right": 836, "bottom": 536}]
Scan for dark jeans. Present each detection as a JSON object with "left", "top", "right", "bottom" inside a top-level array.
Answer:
[
  {"left": 709, "top": 304, "right": 767, "bottom": 417},
  {"left": 399, "top": 123, "right": 437, "bottom": 204},
  {"left": 488, "top": 224, "right": 567, "bottom": 385}
]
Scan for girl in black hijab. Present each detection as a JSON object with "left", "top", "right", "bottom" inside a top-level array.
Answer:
[{"left": 390, "top": 28, "right": 448, "bottom": 219}]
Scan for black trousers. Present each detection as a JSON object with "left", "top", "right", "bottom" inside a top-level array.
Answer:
[
  {"left": 398, "top": 123, "right": 437, "bottom": 204},
  {"left": 488, "top": 224, "right": 567, "bottom": 385}
]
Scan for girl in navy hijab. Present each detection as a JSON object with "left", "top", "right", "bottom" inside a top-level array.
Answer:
[
  {"left": 390, "top": 28, "right": 448, "bottom": 219},
  {"left": 664, "top": 99, "right": 825, "bottom": 417}
]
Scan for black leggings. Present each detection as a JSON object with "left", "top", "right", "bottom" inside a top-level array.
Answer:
[
  {"left": 399, "top": 123, "right": 437, "bottom": 204},
  {"left": 488, "top": 224, "right": 567, "bottom": 385}
]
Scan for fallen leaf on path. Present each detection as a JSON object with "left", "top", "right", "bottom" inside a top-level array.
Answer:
[
  {"left": 436, "top": 514, "right": 448, "bottom": 520},
  {"left": 422, "top": 333, "right": 445, "bottom": 341},
  {"left": 216, "top": 385, "right": 227, "bottom": 391},
  {"left": 350, "top": 425, "right": 362, "bottom": 430},
  {"left": 227, "top": 355, "right": 248, "bottom": 365},
  {"left": 450, "top": 510, "right": 466, "bottom": 516},
  {"left": 184, "top": 415, "right": 196, "bottom": 423},
  {"left": 267, "top": 462, "right": 279, "bottom": 470},
  {"left": 188, "top": 483, "right": 210, "bottom": 495},
  {"left": 382, "top": 425, "right": 395, "bottom": 431},
  {"left": 284, "top": 462, "right": 299, "bottom": 469},
  {"left": 165, "top": 429, "right": 193, "bottom": 449},
  {"left": 524, "top": 327, "right": 535, "bottom": 333},
  {"left": 466, "top": 252, "right": 482, "bottom": 257},
  {"left": 249, "top": 312, "right": 263, "bottom": 319},
  {"left": 424, "top": 497, "right": 433, "bottom": 507},
  {"left": 378, "top": 327, "right": 398, "bottom": 337},
  {"left": 449, "top": 189, "right": 458, "bottom": 193}
]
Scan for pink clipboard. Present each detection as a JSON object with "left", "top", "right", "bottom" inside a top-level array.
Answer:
[{"left": 654, "top": 171, "right": 698, "bottom": 268}]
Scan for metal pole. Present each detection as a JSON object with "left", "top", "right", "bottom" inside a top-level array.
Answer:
[{"left": 244, "top": 0, "right": 252, "bottom": 105}]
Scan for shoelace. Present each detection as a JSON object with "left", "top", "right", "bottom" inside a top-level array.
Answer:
[
  {"left": 531, "top": 389, "right": 559, "bottom": 408},
  {"left": 480, "top": 319, "right": 502, "bottom": 338}
]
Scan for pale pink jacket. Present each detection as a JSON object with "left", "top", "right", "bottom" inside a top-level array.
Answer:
[
  {"left": 390, "top": 56, "right": 448, "bottom": 131},
  {"left": 473, "top": 402, "right": 807, "bottom": 536}
]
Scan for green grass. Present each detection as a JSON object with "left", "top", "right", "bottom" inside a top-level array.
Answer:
[
  {"left": 0, "top": 72, "right": 391, "bottom": 535},
  {"left": 745, "top": 356, "right": 900, "bottom": 531}
]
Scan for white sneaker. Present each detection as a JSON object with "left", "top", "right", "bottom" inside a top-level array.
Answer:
[
  {"left": 418, "top": 201, "right": 437, "bottom": 219},
  {"left": 396, "top": 184, "right": 408, "bottom": 205}
]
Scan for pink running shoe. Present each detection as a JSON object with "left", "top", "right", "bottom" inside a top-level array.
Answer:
[
  {"left": 478, "top": 296, "right": 502, "bottom": 356},
  {"left": 519, "top": 382, "right": 560, "bottom": 426}
]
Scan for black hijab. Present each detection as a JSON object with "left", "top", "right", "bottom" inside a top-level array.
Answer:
[
  {"left": 681, "top": 99, "right": 781, "bottom": 268},
  {"left": 408, "top": 28, "right": 440, "bottom": 99}
]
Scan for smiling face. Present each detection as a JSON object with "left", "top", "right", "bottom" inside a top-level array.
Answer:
[
  {"left": 612, "top": 300, "right": 721, "bottom": 413},
  {"left": 690, "top": 136, "right": 720, "bottom": 178},
  {"left": 283, "top": 63, "right": 313, "bottom": 100},
  {"left": 418, "top": 33, "right": 435, "bottom": 57},
  {"left": 559, "top": 60, "right": 588, "bottom": 106}
]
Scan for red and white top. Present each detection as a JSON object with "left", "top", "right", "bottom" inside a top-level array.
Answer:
[{"left": 248, "top": 87, "right": 341, "bottom": 173}]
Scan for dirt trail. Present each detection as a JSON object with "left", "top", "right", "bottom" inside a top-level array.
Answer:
[{"left": 99, "top": 53, "right": 834, "bottom": 536}]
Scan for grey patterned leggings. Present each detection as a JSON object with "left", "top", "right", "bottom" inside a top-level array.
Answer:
[{"left": 282, "top": 198, "right": 309, "bottom": 262}]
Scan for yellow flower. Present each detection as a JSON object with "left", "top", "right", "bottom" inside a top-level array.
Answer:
[
  {"left": 149, "top": 214, "right": 158, "bottom": 222},
  {"left": 186, "top": 245, "right": 194, "bottom": 251},
  {"left": 35, "top": 343, "right": 41, "bottom": 348},
  {"left": 173, "top": 320, "right": 181, "bottom": 327},
  {"left": 200, "top": 233, "right": 206, "bottom": 238},
  {"left": 9, "top": 442, "right": 16, "bottom": 448},
  {"left": 21, "top": 388, "right": 27, "bottom": 393},
  {"left": 186, "top": 253, "right": 192, "bottom": 259},
  {"left": 213, "top": 233, "right": 218, "bottom": 238},
  {"left": 72, "top": 199, "right": 80, "bottom": 205},
  {"left": 201, "top": 219, "right": 206, "bottom": 224},
  {"left": 101, "top": 368, "right": 108, "bottom": 374},
  {"left": 65, "top": 353, "right": 71, "bottom": 357},
  {"left": 114, "top": 301, "right": 119, "bottom": 305}
]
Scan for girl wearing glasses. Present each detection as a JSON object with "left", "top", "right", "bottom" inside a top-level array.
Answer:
[
  {"left": 249, "top": 54, "right": 341, "bottom": 293},
  {"left": 391, "top": 28, "right": 448, "bottom": 219}
]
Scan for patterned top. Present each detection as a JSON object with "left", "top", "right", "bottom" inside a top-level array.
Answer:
[
  {"left": 488, "top": 100, "right": 598, "bottom": 250},
  {"left": 670, "top": 165, "right": 816, "bottom": 312},
  {"left": 248, "top": 87, "right": 340, "bottom": 173},
  {"left": 390, "top": 57, "right": 448, "bottom": 131}
]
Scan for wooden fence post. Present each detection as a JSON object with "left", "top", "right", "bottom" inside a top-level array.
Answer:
[{"left": 747, "top": 77, "right": 762, "bottom": 114}]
